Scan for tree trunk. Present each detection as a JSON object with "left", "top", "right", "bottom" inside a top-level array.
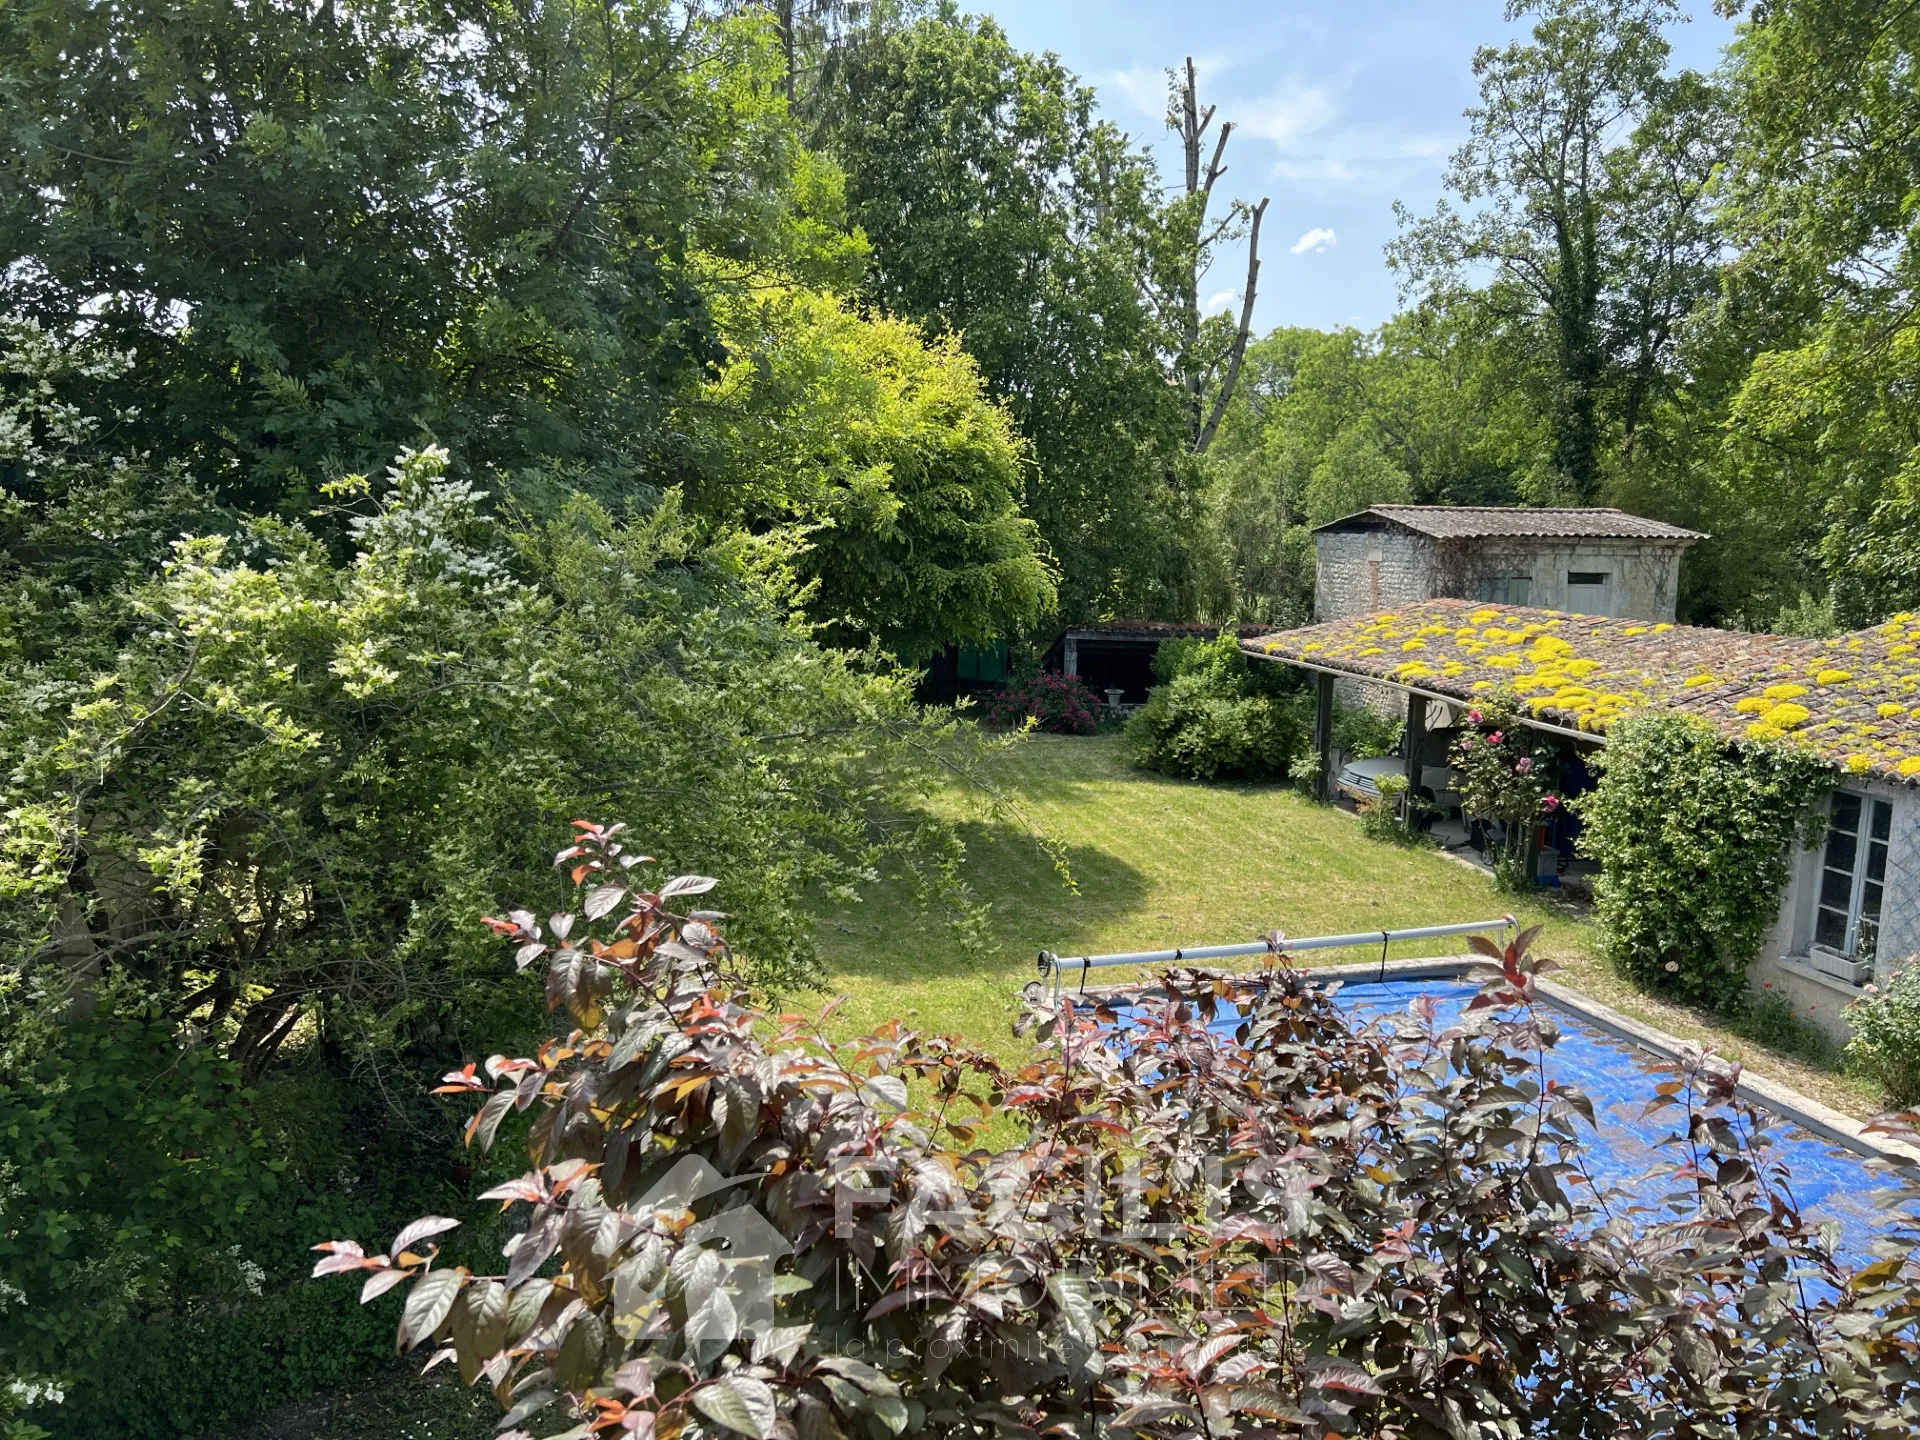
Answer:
[{"left": 1170, "top": 57, "right": 1268, "bottom": 458}]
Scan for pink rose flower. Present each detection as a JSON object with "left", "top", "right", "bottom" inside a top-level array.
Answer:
[
  {"left": 1514, "top": 757, "right": 1533, "bottom": 775},
  {"left": 1488, "top": 731, "right": 1504, "bottom": 745},
  {"left": 1542, "top": 794, "right": 1560, "bottom": 812}
]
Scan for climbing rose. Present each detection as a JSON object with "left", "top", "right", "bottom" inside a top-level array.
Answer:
[
  {"left": 1542, "top": 794, "right": 1560, "bottom": 813},
  {"left": 1514, "top": 757, "right": 1533, "bottom": 776},
  {"left": 1488, "top": 731, "right": 1504, "bottom": 745}
]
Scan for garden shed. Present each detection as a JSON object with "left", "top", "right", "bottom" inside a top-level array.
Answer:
[
  {"left": 1314, "top": 505, "right": 1705, "bottom": 623},
  {"left": 1245, "top": 598, "right": 1920, "bottom": 1039}
]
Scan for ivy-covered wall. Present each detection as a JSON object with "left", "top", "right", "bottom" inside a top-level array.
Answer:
[{"left": 1576, "top": 711, "right": 1832, "bottom": 1010}]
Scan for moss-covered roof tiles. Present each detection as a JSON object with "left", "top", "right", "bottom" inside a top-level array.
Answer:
[{"left": 1242, "top": 598, "right": 1920, "bottom": 784}]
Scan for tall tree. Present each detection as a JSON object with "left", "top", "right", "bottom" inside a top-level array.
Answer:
[
  {"left": 0, "top": 0, "right": 859, "bottom": 517},
  {"left": 693, "top": 286, "right": 1056, "bottom": 660},
  {"left": 1162, "top": 58, "right": 1270, "bottom": 457},
  {"left": 721, "top": 0, "right": 896, "bottom": 105},
  {"left": 1716, "top": 0, "right": 1920, "bottom": 622},
  {"left": 1390, "top": 0, "right": 1718, "bottom": 503},
  {"left": 821, "top": 12, "right": 1192, "bottom": 620}
]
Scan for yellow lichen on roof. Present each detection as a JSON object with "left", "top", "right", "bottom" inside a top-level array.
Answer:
[{"left": 1241, "top": 597, "right": 1920, "bottom": 785}]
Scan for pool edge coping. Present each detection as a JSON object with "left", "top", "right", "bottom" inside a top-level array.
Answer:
[{"left": 1071, "top": 954, "right": 1920, "bottom": 1170}]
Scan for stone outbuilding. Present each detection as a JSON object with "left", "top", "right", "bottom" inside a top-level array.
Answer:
[{"left": 1314, "top": 506, "right": 1706, "bottom": 624}]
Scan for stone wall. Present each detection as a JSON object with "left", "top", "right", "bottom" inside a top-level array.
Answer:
[
  {"left": 1314, "top": 528, "right": 1687, "bottom": 625},
  {"left": 1433, "top": 540, "right": 1685, "bottom": 622},
  {"left": 1313, "top": 529, "right": 1435, "bottom": 620},
  {"left": 1878, "top": 791, "right": 1920, "bottom": 965}
]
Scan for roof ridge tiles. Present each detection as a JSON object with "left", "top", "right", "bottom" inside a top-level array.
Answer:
[{"left": 1314, "top": 505, "right": 1707, "bottom": 542}]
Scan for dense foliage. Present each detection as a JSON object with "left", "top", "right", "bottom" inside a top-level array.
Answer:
[
  {"left": 0, "top": 964, "right": 486, "bottom": 1440},
  {"left": 1193, "top": 315, "right": 1550, "bottom": 625},
  {"left": 0, "top": 381, "right": 987, "bottom": 1428},
  {"left": 1126, "top": 632, "right": 1311, "bottom": 782},
  {"left": 819, "top": 11, "right": 1196, "bottom": 620},
  {"left": 0, "top": 10, "right": 1030, "bottom": 1413},
  {"left": 980, "top": 671, "right": 1101, "bottom": 736},
  {"left": 1389, "top": 0, "right": 1723, "bottom": 505},
  {"left": 1845, "top": 965, "right": 1920, "bottom": 1109},
  {"left": 1576, "top": 711, "right": 1831, "bottom": 1007},
  {"left": 315, "top": 824, "right": 1920, "bottom": 1438},
  {"left": 0, "top": 0, "right": 850, "bottom": 513},
  {"left": 1717, "top": 0, "right": 1920, "bottom": 627},
  {"left": 697, "top": 287, "right": 1054, "bottom": 660}
]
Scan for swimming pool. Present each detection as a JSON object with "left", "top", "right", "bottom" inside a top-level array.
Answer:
[{"left": 1186, "top": 976, "right": 1918, "bottom": 1265}]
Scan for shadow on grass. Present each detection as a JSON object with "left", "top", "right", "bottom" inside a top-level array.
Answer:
[
  {"left": 817, "top": 819, "right": 1149, "bottom": 983},
  {"left": 220, "top": 1355, "right": 491, "bottom": 1440},
  {"left": 987, "top": 733, "right": 1303, "bottom": 809}
]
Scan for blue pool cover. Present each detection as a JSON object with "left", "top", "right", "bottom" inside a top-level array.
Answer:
[{"left": 1177, "top": 977, "right": 1920, "bottom": 1265}]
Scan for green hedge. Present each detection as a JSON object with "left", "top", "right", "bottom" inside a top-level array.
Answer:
[
  {"left": 1125, "top": 633, "right": 1310, "bottom": 781},
  {"left": 1576, "top": 711, "right": 1830, "bottom": 1009},
  {"left": 2, "top": 971, "right": 513, "bottom": 1439},
  {"left": 46, "top": 1280, "right": 393, "bottom": 1440}
]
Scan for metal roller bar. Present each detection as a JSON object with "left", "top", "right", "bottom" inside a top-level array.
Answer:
[{"left": 1040, "top": 916, "right": 1515, "bottom": 977}]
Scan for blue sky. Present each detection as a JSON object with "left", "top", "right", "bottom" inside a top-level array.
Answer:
[{"left": 969, "top": 0, "right": 1738, "bottom": 333}]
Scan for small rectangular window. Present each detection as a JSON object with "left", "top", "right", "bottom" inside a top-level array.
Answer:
[
  {"left": 1567, "top": 571, "right": 1609, "bottom": 587},
  {"left": 1477, "top": 575, "right": 1531, "bottom": 605}
]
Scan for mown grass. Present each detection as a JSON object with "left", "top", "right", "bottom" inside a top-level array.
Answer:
[
  {"left": 807, "top": 733, "right": 1590, "bottom": 1047},
  {"left": 807, "top": 733, "right": 1883, "bottom": 1118}
]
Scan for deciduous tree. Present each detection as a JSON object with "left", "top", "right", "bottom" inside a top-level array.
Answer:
[
  {"left": 820, "top": 12, "right": 1192, "bottom": 620},
  {"left": 1390, "top": 0, "right": 1719, "bottom": 503}
]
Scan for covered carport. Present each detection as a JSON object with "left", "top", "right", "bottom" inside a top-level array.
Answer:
[
  {"left": 1243, "top": 608, "right": 1606, "bottom": 804},
  {"left": 1241, "top": 601, "right": 1632, "bottom": 883}
]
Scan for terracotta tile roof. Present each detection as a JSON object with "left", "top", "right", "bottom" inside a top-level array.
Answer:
[
  {"left": 1243, "top": 598, "right": 1920, "bottom": 784},
  {"left": 1317, "top": 505, "right": 1706, "bottom": 543}
]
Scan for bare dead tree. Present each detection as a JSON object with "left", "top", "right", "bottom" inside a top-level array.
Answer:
[{"left": 1168, "top": 57, "right": 1270, "bottom": 457}]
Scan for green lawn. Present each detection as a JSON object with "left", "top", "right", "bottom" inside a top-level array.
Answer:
[{"left": 810, "top": 733, "right": 1879, "bottom": 1118}]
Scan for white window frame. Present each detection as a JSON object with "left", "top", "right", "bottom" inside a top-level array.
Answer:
[{"left": 1813, "top": 790, "right": 1892, "bottom": 961}]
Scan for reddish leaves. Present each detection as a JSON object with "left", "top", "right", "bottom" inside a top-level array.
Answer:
[{"left": 311, "top": 819, "right": 1920, "bottom": 1439}]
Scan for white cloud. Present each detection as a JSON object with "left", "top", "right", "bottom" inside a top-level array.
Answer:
[
  {"left": 1203, "top": 289, "right": 1238, "bottom": 314},
  {"left": 1100, "top": 61, "right": 1453, "bottom": 198},
  {"left": 1289, "top": 227, "right": 1337, "bottom": 255},
  {"left": 1234, "top": 85, "right": 1339, "bottom": 149},
  {"left": 1202, "top": 69, "right": 1456, "bottom": 197},
  {"left": 1107, "top": 54, "right": 1233, "bottom": 124},
  {"left": 1106, "top": 64, "right": 1167, "bottom": 122},
  {"left": 1267, "top": 128, "right": 1454, "bottom": 192}
]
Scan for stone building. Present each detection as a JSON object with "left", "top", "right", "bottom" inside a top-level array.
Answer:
[{"left": 1313, "top": 506, "right": 1705, "bottom": 624}]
